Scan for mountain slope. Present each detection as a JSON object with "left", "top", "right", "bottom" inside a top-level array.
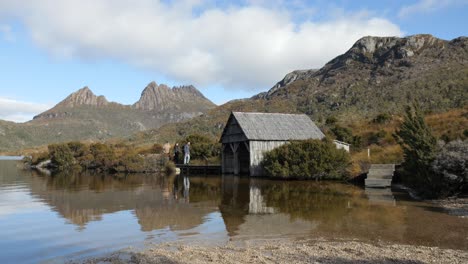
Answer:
[
  {"left": 0, "top": 82, "right": 216, "bottom": 152},
  {"left": 257, "top": 34, "right": 468, "bottom": 119},
  {"left": 130, "top": 34, "right": 468, "bottom": 144}
]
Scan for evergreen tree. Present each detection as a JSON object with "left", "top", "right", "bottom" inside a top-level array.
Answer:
[{"left": 394, "top": 104, "right": 438, "bottom": 197}]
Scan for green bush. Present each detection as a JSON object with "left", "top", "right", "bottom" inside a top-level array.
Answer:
[
  {"left": 67, "top": 141, "right": 88, "bottom": 157},
  {"left": 262, "top": 138, "right": 350, "bottom": 180},
  {"left": 373, "top": 113, "right": 392, "bottom": 124},
  {"left": 89, "top": 143, "right": 116, "bottom": 170},
  {"left": 325, "top": 116, "right": 338, "bottom": 125},
  {"left": 330, "top": 126, "right": 353, "bottom": 143},
  {"left": 368, "top": 130, "right": 387, "bottom": 145},
  {"left": 48, "top": 143, "right": 75, "bottom": 169},
  {"left": 116, "top": 151, "right": 145, "bottom": 172},
  {"left": 38, "top": 141, "right": 161, "bottom": 173},
  {"left": 185, "top": 134, "right": 221, "bottom": 161}
]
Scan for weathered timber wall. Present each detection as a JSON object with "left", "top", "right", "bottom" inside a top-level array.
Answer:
[{"left": 249, "top": 141, "right": 288, "bottom": 176}]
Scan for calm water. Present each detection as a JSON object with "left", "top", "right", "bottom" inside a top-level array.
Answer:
[{"left": 0, "top": 160, "right": 467, "bottom": 263}]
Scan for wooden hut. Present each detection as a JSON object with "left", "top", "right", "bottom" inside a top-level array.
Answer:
[{"left": 220, "top": 112, "right": 325, "bottom": 176}]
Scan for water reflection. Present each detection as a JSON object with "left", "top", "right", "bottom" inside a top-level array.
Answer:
[
  {"left": 1, "top": 160, "right": 467, "bottom": 264},
  {"left": 365, "top": 187, "right": 396, "bottom": 205}
]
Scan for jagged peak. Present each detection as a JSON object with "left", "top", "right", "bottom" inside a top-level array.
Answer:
[
  {"left": 134, "top": 81, "right": 214, "bottom": 111},
  {"left": 57, "top": 86, "right": 109, "bottom": 108}
]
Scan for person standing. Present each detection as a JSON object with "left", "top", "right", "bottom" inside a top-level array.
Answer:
[
  {"left": 183, "top": 142, "right": 191, "bottom": 165},
  {"left": 163, "top": 141, "right": 171, "bottom": 162},
  {"left": 173, "top": 143, "right": 180, "bottom": 164}
]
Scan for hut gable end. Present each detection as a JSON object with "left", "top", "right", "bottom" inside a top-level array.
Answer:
[{"left": 220, "top": 114, "right": 248, "bottom": 143}]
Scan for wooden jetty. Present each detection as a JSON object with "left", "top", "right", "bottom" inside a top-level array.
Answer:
[
  {"left": 176, "top": 164, "right": 221, "bottom": 175},
  {"left": 365, "top": 164, "right": 395, "bottom": 188}
]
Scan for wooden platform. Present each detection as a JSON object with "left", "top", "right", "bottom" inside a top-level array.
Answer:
[
  {"left": 365, "top": 164, "right": 395, "bottom": 188},
  {"left": 176, "top": 164, "right": 221, "bottom": 175}
]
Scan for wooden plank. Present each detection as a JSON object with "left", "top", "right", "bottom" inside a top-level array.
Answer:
[
  {"left": 370, "top": 164, "right": 395, "bottom": 170},
  {"left": 365, "top": 178, "right": 392, "bottom": 188}
]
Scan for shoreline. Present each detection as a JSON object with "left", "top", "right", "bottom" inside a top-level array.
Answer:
[{"left": 81, "top": 238, "right": 468, "bottom": 264}]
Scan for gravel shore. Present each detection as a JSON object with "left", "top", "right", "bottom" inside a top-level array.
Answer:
[
  {"left": 82, "top": 238, "right": 468, "bottom": 264},
  {"left": 432, "top": 197, "right": 468, "bottom": 218}
]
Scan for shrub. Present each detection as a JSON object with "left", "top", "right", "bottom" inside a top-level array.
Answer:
[
  {"left": 48, "top": 143, "right": 75, "bottom": 169},
  {"left": 89, "top": 143, "right": 116, "bottom": 170},
  {"left": 116, "top": 151, "right": 145, "bottom": 172},
  {"left": 368, "top": 130, "right": 387, "bottom": 145},
  {"left": 67, "top": 141, "right": 88, "bottom": 157},
  {"left": 325, "top": 116, "right": 338, "bottom": 125},
  {"left": 262, "top": 138, "right": 350, "bottom": 180},
  {"left": 431, "top": 140, "right": 468, "bottom": 197},
  {"left": 30, "top": 151, "right": 49, "bottom": 165},
  {"left": 185, "top": 134, "right": 221, "bottom": 161},
  {"left": 150, "top": 143, "right": 163, "bottom": 154},
  {"left": 330, "top": 126, "right": 353, "bottom": 143},
  {"left": 373, "top": 113, "right": 392, "bottom": 124}
]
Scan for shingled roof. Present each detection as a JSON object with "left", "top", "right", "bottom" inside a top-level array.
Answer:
[{"left": 225, "top": 112, "right": 325, "bottom": 141}]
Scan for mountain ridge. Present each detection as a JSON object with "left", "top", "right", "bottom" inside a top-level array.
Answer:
[
  {"left": 128, "top": 34, "right": 468, "bottom": 145},
  {"left": 0, "top": 81, "right": 216, "bottom": 152},
  {"left": 1, "top": 34, "right": 467, "bottom": 152}
]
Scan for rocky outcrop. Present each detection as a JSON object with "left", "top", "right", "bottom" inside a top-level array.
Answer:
[
  {"left": 133, "top": 81, "right": 215, "bottom": 111},
  {"left": 253, "top": 70, "right": 317, "bottom": 99},
  {"left": 56, "top": 87, "right": 109, "bottom": 108},
  {"left": 256, "top": 34, "right": 467, "bottom": 116}
]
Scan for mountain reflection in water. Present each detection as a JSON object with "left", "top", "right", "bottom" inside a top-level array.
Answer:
[{"left": 0, "top": 160, "right": 467, "bottom": 263}]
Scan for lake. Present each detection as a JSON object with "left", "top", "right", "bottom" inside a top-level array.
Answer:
[{"left": 0, "top": 160, "right": 467, "bottom": 263}]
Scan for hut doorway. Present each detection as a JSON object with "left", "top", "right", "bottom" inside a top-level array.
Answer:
[
  {"left": 238, "top": 142, "right": 250, "bottom": 175},
  {"left": 222, "top": 142, "right": 250, "bottom": 175}
]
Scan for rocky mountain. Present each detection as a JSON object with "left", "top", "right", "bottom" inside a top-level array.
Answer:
[
  {"left": 134, "top": 82, "right": 213, "bottom": 112},
  {"left": 57, "top": 86, "right": 109, "bottom": 107},
  {"left": 256, "top": 34, "right": 467, "bottom": 118},
  {"left": 0, "top": 82, "right": 216, "bottom": 152},
  {"left": 130, "top": 34, "right": 468, "bottom": 145},
  {"left": 2, "top": 34, "right": 467, "bottom": 152}
]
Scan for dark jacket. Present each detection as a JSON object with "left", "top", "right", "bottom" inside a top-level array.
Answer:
[{"left": 174, "top": 145, "right": 180, "bottom": 154}]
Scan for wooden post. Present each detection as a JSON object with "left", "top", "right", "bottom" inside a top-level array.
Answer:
[{"left": 221, "top": 144, "right": 226, "bottom": 174}]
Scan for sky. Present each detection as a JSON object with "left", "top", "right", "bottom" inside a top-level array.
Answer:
[{"left": 0, "top": 0, "right": 467, "bottom": 123}]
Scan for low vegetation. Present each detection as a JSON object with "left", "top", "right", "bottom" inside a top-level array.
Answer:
[
  {"left": 395, "top": 104, "right": 467, "bottom": 198},
  {"left": 181, "top": 134, "right": 221, "bottom": 165},
  {"left": 262, "top": 138, "right": 350, "bottom": 180},
  {"left": 26, "top": 141, "right": 167, "bottom": 173}
]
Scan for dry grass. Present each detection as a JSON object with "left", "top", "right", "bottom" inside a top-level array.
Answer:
[{"left": 346, "top": 108, "right": 466, "bottom": 178}]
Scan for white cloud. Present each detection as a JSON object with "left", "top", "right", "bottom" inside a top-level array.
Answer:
[
  {"left": 0, "top": 97, "right": 51, "bottom": 123},
  {"left": 0, "top": 23, "right": 14, "bottom": 42},
  {"left": 398, "top": 0, "right": 468, "bottom": 18},
  {"left": 0, "top": 0, "right": 402, "bottom": 91}
]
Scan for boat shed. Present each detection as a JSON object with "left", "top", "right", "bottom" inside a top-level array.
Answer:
[{"left": 220, "top": 112, "right": 325, "bottom": 176}]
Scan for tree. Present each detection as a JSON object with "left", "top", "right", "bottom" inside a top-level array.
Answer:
[{"left": 394, "top": 104, "right": 438, "bottom": 197}]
